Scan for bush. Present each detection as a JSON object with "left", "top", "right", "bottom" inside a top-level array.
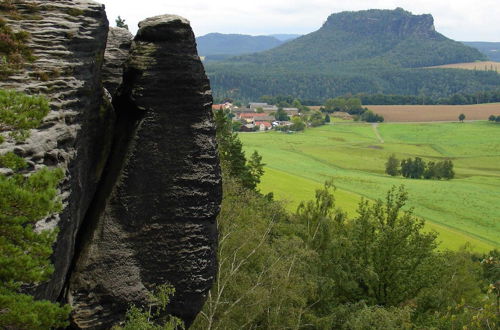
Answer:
[
  {"left": 0, "top": 89, "right": 50, "bottom": 142},
  {"left": 360, "top": 110, "right": 384, "bottom": 122}
]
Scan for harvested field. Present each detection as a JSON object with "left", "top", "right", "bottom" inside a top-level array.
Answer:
[
  {"left": 367, "top": 103, "right": 500, "bottom": 122},
  {"left": 426, "top": 61, "right": 500, "bottom": 71}
]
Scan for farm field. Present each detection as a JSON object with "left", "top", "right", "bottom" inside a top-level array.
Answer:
[
  {"left": 240, "top": 121, "right": 500, "bottom": 252},
  {"left": 426, "top": 60, "right": 500, "bottom": 71},
  {"left": 367, "top": 103, "right": 500, "bottom": 122}
]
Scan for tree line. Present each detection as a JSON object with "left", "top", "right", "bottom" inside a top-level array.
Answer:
[
  {"left": 386, "top": 154, "right": 455, "bottom": 180},
  {"left": 489, "top": 115, "right": 500, "bottom": 122}
]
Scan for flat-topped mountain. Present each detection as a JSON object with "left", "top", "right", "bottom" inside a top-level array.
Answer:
[
  {"left": 206, "top": 8, "right": 499, "bottom": 101},
  {"left": 232, "top": 8, "right": 485, "bottom": 69}
]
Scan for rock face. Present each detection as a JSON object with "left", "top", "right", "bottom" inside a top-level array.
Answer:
[
  {"left": 102, "top": 27, "right": 133, "bottom": 97},
  {"left": 0, "top": 0, "right": 113, "bottom": 302},
  {"left": 68, "top": 15, "right": 221, "bottom": 328},
  {"left": 1, "top": 3, "right": 221, "bottom": 329},
  {"left": 323, "top": 8, "right": 438, "bottom": 38}
]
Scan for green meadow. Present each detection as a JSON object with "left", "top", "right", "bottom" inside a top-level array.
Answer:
[{"left": 240, "top": 121, "right": 500, "bottom": 252}]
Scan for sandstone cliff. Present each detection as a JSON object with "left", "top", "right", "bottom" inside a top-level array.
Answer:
[
  {"left": 68, "top": 15, "right": 221, "bottom": 328},
  {"left": 0, "top": 1, "right": 221, "bottom": 328}
]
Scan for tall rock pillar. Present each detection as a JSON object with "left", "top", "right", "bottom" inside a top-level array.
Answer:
[{"left": 68, "top": 15, "right": 221, "bottom": 328}]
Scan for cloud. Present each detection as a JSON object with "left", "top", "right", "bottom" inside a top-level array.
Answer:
[{"left": 97, "top": 0, "right": 500, "bottom": 41}]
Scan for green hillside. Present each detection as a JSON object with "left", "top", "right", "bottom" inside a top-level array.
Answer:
[
  {"left": 240, "top": 122, "right": 500, "bottom": 252},
  {"left": 205, "top": 9, "right": 500, "bottom": 102}
]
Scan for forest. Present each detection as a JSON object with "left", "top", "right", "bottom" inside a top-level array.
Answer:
[{"left": 206, "top": 9, "right": 500, "bottom": 103}]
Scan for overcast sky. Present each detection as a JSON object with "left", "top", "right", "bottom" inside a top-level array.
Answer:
[{"left": 96, "top": 0, "right": 500, "bottom": 42}]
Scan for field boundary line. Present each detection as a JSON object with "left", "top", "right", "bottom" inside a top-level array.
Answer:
[{"left": 371, "top": 123, "right": 384, "bottom": 143}]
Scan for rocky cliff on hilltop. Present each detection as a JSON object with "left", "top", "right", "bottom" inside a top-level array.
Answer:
[
  {"left": 322, "top": 8, "right": 438, "bottom": 38},
  {"left": 0, "top": 1, "right": 221, "bottom": 328}
]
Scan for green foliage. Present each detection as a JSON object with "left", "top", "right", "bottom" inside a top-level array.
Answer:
[
  {"left": 0, "top": 151, "right": 26, "bottom": 170},
  {"left": 308, "top": 111, "right": 325, "bottom": 127},
  {"left": 489, "top": 115, "right": 497, "bottom": 122},
  {"left": 401, "top": 157, "right": 454, "bottom": 180},
  {"left": 324, "top": 97, "right": 364, "bottom": 114},
  {"left": 0, "top": 89, "right": 50, "bottom": 142},
  {"left": 360, "top": 110, "right": 384, "bottom": 122},
  {"left": 357, "top": 89, "right": 500, "bottom": 105},
  {"left": 324, "top": 114, "right": 330, "bottom": 123},
  {"left": 459, "top": 113, "right": 466, "bottom": 122},
  {"left": 274, "top": 107, "right": 289, "bottom": 121},
  {"left": 289, "top": 116, "right": 305, "bottom": 131},
  {"left": 119, "top": 287, "right": 184, "bottom": 329},
  {"left": 214, "top": 108, "right": 264, "bottom": 190},
  {"left": 0, "top": 90, "right": 69, "bottom": 328},
  {"left": 192, "top": 176, "right": 316, "bottom": 329},
  {"left": 115, "top": 16, "right": 129, "bottom": 30},
  {"left": 0, "top": 290, "right": 71, "bottom": 330},
  {"left": 385, "top": 154, "right": 399, "bottom": 176},
  {"left": 342, "top": 304, "right": 413, "bottom": 329},
  {"left": 113, "top": 285, "right": 184, "bottom": 330}
]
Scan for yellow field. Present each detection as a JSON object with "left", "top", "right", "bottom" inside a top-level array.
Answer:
[{"left": 427, "top": 61, "right": 500, "bottom": 71}]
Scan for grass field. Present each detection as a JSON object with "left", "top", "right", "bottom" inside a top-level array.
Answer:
[
  {"left": 427, "top": 61, "right": 500, "bottom": 71},
  {"left": 240, "top": 121, "right": 500, "bottom": 252},
  {"left": 367, "top": 103, "right": 500, "bottom": 122}
]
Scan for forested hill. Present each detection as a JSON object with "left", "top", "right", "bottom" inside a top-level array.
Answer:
[
  {"left": 196, "top": 33, "right": 283, "bottom": 57},
  {"left": 231, "top": 8, "right": 485, "bottom": 69},
  {"left": 462, "top": 42, "right": 500, "bottom": 61},
  {"left": 205, "top": 8, "right": 500, "bottom": 102}
]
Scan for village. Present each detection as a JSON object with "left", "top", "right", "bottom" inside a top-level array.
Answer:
[{"left": 212, "top": 101, "right": 300, "bottom": 131}]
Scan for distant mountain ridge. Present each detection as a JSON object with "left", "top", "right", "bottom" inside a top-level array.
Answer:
[
  {"left": 462, "top": 42, "right": 500, "bottom": 61},
  {"left": 196, "top": 33, "right": 283, "bottom": 57},
  {"left": 205, "top": 8, "right": 499, "bottom": 101}
]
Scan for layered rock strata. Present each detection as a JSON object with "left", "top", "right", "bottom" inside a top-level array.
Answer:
[
  {"left": 1, "top": 2, "right": 221, "bottom": 329},
  {"left": 0, "top": 0, "right": 113, "bottom": 302},
  {"left": 68, "top": 15, "right": 221, "bottom": 328}
]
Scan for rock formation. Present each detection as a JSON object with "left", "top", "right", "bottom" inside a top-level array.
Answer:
[
  {"left": 0, "top": 1, "right": 221, "bottom": 328},
  {"left": 68, "top": 15, "right": 221, "bottom": 328},
  {"left": 102, "top": 27, "right": 133, "bottom": 97},
  {"left": 0, "top": 0, "right": 114, "bottom": 302}
]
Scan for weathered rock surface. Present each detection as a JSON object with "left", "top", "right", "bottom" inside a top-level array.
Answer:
[
  {"left": 0, "top": 0, "right": 114, "bottom": 302},
  {"left": 68, "top": 15, "right": 221, "bottom": 328},
  {"left": 102, "top": 27, "right": 133, "bottom": 97}
]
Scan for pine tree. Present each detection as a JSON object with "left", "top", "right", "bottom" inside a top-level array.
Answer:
[
  {"left": 115, "top": 16, "right": 129, "bottom": 30},
  {"left": 0, "top": 90, "right": 70, "bottom": 329},
  {"left": 214, "top": 108, "right": 263, "bottom": 190}
]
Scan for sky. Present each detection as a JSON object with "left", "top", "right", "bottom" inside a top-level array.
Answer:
[{"left": 97, "top": 0, "right": 500, "bottom": 42}]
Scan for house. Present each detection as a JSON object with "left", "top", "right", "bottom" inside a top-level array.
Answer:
[
  {"left": 238, "top": 112, "right": 268, "bottom": 123},
  {"left": 255, "top": 121, "right": 272, "bottom": 131}
]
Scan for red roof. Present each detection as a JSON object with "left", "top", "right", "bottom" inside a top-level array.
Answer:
[
  {"left": 212, "top": 104, "right": 225, "bottom": 110},
  {"left": 255, "top": 121, "right": 272, "bottom": 127}
]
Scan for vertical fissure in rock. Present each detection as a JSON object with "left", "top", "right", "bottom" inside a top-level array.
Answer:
[{"left": 60, "top": 75, "right": 145, "bottom": 306}]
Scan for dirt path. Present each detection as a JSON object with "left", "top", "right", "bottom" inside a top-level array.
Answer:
[{"left": 371, "top": 123, "right": 384, "bottom": 143}]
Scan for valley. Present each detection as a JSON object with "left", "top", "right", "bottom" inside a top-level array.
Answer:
[{"left": 240, "top": 121, "right": 500, "bottom": 252}]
